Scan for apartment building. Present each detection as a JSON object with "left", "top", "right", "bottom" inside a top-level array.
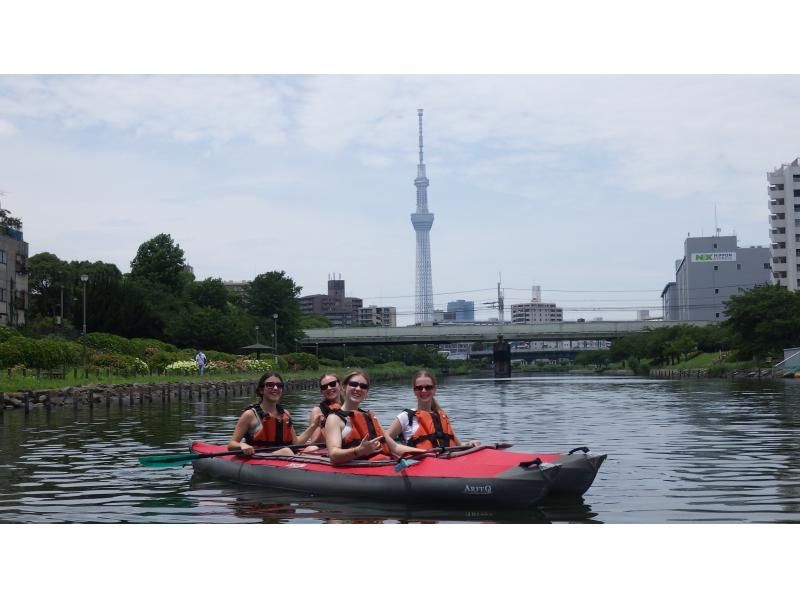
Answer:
[
  {"left": 0, "top": 225, "right": 29, "bottom": 326},
  {"left": 768, "top": 158, "right": 800, "bottom": 290},
  {"left": 358, "top": 305, "right": 397, "bottom": 327}
]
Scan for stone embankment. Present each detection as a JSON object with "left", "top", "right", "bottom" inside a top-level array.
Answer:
[
  {"left": 0, "top": 378, "right": 321, "bottom": 413},
  {"left": 650, "top": 368, "right": 778, "bottom": 379}
]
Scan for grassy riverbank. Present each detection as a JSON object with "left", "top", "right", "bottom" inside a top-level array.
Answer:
[{"left": 0, "top": 361, "right": 479, "bottom": 393}]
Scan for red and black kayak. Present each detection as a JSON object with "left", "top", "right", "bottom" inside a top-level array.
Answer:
[{"left": 189, "top": 441, "right": 606, "bottom": 506}]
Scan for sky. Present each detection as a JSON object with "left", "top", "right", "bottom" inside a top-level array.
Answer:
[{"left": 3, "top": 73, "right": 799, "bottom": 325}]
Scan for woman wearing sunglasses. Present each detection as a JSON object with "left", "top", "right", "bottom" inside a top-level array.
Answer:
[
  {"left": 325, "top": 369, "right": 426, "bottom": 465},
  {"left": 385, "top": 370, "right": 479, "bottom": 451},
  {"left": 228, "top": 372, "right": 323, "bottom": 457},
  {"left": 306, "top": 372, "right": 342, "bottom": 444}
]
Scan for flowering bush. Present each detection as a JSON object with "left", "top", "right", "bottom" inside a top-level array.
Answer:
[
  {"left": 164, "top": 358, "right": 277, "bottom": 375},
  {"left": 164, "top": 360, "right": 199, "bottom": 375},
  {"left": 132, "top": 358, "right": 150, "bottom": 375}
]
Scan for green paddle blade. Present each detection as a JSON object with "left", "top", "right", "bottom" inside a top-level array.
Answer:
[{"left": 138, "top": 453, "right": 204, "bottom": 467}]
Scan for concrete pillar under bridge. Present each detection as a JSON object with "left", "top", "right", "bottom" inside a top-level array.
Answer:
[{"left": 493, "top": 335, "right": 511, "bottom": 377}]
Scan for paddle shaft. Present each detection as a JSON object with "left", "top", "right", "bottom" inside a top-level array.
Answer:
[{"left": 139, "top": 442, "right": 325, "bottom": 466}]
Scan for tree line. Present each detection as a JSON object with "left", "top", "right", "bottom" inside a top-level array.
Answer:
[
  {"left": 23, "top": 232, "right": 450, "bottom": 370},
  {"left": 605, "top": 283, "right": 800, "bottom": 368},
  {"left": 26, "top": 233, "right": 307, "bottom": 354}
]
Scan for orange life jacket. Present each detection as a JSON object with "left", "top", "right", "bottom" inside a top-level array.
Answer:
[
  {"left": 318, "top": 398, "right": 342, "bottom": 419},
  {"left": 335, "top": 408, "right": 391, "bottom": 457},
  {"left": 245, "top": 403, "right": 294, "bottom": 447},
  {"left": 404, "top": 408, "right": 457, "bottom": 450}
]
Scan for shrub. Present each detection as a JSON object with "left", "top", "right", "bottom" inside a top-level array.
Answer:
[
  {"left": 284, "top": 352, "right": 320, "bottom": 371},
  {"left": 147, "top": 350, "right": 183, "bottom": 372},
  {"left": 319, "top": 357, "right": 341, "bottom": 368},
  {"left": 0, "top": 327, "right": 22, "bottom": 343},
  {"left": 129, "top": 338, "right": 179, "bottom": 359},
  {"left": 164, "top": 360, "right": 199, "bottom": 375},
  {"left": 205, "top": 350, "right": 240, "bottom": 363},
  {"left": 347, "top": 356, "right": 374, "bottom": 368},
  {"left": 86, "top": 332, "right": 133, "bottom": 356},
  {"left": 0, "top": 336, "right": 82, "bottom": 369}
]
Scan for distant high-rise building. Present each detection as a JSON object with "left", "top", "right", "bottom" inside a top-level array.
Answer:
[
  {"left": 446, "top": 300, "right": 475, "bottom": 321},
  {"left": 358, "top": 305, "right": 397, "bottom": 327},
  {"left": 662, "top": 234, "right": 771, "bottom": 321},
  {"left": 0, "top": 210, "right": 28, "bottom": 327},
  {"left": 411, "top": 109, "right": 434, "bottom": 323},
  {"left": 768, "top": 158, "right": 800, "bottom": 290},
  {"left": 510, "top": 287, "right": 562, "bottom": 324},
  {"left": 299, "top": 275, "right": 363, "bottom": 327}
]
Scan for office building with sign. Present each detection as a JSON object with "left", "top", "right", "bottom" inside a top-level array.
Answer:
[{"left": 662, "top": 235, "right": 771, "bottom": 321}]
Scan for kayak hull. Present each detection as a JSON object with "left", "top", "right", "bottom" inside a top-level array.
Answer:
[
  {"left": 536, "top": 450, "right": 608, "bottom": 497},
  {"left": 190, "top": 442, "right": 562, "bottom": 507}
]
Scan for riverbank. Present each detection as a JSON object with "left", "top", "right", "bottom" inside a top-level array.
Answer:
[
  {"left": 0, "top": 365, "right": 466, "bottom": 411},
  {"left": 649, "top": 367, "right": 780, "bottom": 379}
]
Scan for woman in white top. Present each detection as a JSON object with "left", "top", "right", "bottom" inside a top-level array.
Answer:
[{"left": 385, "top": 370, "right": 480, "bottom": 451}]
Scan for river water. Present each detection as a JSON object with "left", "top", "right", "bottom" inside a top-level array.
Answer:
[{"left": 2, "top": 373, "right": 800, "bottom": 523}]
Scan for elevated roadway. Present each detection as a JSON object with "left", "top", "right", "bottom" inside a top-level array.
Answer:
[{"left": 301, "top": 320, "right": 710, "bottom": 346}]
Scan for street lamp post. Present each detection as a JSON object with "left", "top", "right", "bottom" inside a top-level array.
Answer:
[
  {"left": 80, "top": 273, "right": 89, "bottom": 373},
  {"left": 255, "top": 325, "right": 260, "bottom": 344},
  {"left": 57, "top": 270, "right": 64, "bottom": 326},
  {"left": 272, "top": 313, "right": 278, "bottom": 366}
]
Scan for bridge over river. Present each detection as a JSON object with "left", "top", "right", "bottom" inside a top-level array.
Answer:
[{"left": 300, "top": 320, "right": 710, "bottom": 347}]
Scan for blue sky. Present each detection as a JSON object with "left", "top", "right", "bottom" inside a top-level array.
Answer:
[{"left": 2, "top": 74, "right": 800, "bottom": 324}]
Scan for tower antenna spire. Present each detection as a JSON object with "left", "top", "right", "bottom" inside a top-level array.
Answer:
[{"left": 418, "top": 108, "right": 424, "bottom": 166}]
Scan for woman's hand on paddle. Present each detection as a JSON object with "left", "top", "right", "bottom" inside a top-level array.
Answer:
[
  {"left": 311, "top": 412, "right": 324, "bottom": 428},
  {"left": 467, "top": 440, "right": 481, "bottom": 447},
  {"left": 239, "top": 441, "right": 255, "bottom": 456}
]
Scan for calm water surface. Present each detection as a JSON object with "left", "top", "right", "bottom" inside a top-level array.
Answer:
[{"left": 2, "top": 374, "right": 800, "bottom": 523}]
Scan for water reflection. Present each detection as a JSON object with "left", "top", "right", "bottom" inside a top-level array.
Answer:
[{"left": 188, "top": 475, "right": 599, "bottom": 524}]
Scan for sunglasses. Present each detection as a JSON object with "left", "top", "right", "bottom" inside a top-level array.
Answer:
[
  {"left": 320, "top": 381, "right": 339, "bottom": 390},
  {"left": 346, "top": 381, "right": 370, "bottom": 390},
  {"left": 263, "top": 382, "right": 285, "bottom": 390},
  {"left": 414, "top": 385, "right": 435, "bottom": 391}
]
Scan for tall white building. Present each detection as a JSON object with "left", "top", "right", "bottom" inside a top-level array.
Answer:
[
  {"left": 768, "top": 158, "right": 800, "bottom": 290},
  {"left": 510, "top": 286, "right": 563, "bottom": 324}
]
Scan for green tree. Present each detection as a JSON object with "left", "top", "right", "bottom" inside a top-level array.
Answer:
[
  {"left": 245, "top": 271, "right": 303, "bottom": 353},
  {"left": 27, "top": 252, "right": 72, "bottom": 321},
  {"left": 165, "top": 305, "right": 251, "bottom": 353},
  {"left": 723, "top": 283, "right": 800, "bottom": 362},
  {"left": 189, "top": 278, "right": 232, "bottom": 312},
  {"left": 129, "top": 233, "right": 191, "bottom": 293},
  {"left": 0, "top": 200, "right": 23, "bottom": 233},
  {"left": 71, "top": 261, "right": 164, "bottom": 339}
]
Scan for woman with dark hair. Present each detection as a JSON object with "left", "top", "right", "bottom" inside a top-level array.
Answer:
[
  {"left": 385, "top": 370, "right": 479, "bottom": 450},
  {"left": 324, "top": 369, "right": 425, "bottom": 465},
  {"left": 306, "top": 372, "right": 342, "bottom": 444},
  {"left": 228, "top": 372, "right": 322, "bottom": 457}
]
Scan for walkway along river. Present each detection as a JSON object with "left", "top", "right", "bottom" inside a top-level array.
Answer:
[{"left": 2, "top": 374, "right": 800, "bottom": 523}]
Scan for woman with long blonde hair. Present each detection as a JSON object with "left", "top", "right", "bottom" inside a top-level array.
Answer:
[
  {"left": 385, "top": 370, "right": 479, "bottom": 451},
  {"left": 324, "top": 369, "right": 425, "bottom": 465}
]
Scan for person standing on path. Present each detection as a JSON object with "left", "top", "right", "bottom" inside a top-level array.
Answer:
[{"left": 194, "top": 350, "right": 207, "bottom": 376}]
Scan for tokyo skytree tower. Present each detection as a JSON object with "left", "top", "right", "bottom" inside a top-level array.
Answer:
[{"left": 410, "top": 108, "right": 434, "bottom": 323}]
